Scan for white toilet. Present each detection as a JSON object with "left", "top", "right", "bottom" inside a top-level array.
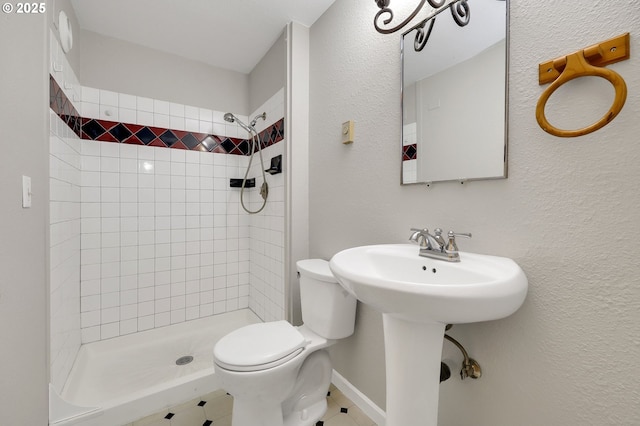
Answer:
[{"left": 213, "top": 259, "right": 357, "bottom": 426}]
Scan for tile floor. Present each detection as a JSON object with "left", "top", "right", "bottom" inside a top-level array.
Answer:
[{"left": 127, "top": 384, "right": 377, "bottom": 426}]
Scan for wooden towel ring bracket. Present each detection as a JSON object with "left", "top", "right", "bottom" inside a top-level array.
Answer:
[{"left": 536, "top": 33, "right": 630, "bottom": 138}]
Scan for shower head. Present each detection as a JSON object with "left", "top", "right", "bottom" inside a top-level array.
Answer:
[{"left": 224, "top": 112, "right": 253, "bottom": 133}]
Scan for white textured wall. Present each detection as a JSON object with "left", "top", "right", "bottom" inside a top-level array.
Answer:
[
  {"left": 0, "top": 6, "right": 49, "bottom": 425},
  {"left": 79, "top": 30, "right": 250, "bottom": 115},
  {"left": 310, "top": 0, "right": 640, "bottom": 424},
  {"left": 249, "top": 32, "right": 286, "bottom": 114}
]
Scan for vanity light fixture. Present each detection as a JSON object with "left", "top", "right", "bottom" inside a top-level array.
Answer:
[{"left": 373, "top": 0, "right": 471, "bottom": 51}]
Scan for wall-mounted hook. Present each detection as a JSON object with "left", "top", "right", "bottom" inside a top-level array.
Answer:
[{"left": 536, "top": 33, "right": 630, "bottom": 138}]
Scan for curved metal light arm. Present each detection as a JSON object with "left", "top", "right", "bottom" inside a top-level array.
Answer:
[
  {"left": 413, "top": 19, "right": 436, "bottom": 52},
  {"left": 375, "top": 0, "right": 472, "bottom": 52},
  {"left": 450, "top": 0, "right": 471, "bottom": 27},
  {"left": 374, "top": 0, "right": 427, "bottom": 34}
]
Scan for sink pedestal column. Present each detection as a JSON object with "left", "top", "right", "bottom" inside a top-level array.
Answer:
[{"left": 382, "top": 315, "right": 445, "bottom": 426}]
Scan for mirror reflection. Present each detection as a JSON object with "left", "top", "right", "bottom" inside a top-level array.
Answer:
[{"left": 402, "top": 0, "right": 508, "bottom": 184}]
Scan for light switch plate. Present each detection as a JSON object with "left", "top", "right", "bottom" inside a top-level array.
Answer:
[{"left": 22, "top": 175, "right": 32, "bottom": 208}]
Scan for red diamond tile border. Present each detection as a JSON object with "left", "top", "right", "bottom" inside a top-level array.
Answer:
[
  {"left": 49, "top": 75, "right": 82, "bottom": 138},
  {"left": 403, "top": 143, "right": 417, "bottom": 161},
  {"left": 51, "top": 74, "right": 285, "bottom": 156}
]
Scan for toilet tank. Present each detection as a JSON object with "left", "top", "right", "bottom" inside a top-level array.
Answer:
[{"left": 297, "top": 259, "right": 357, "bottom": 339}]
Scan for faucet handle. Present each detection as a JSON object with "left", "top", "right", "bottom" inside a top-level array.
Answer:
[
  {"left": 446, "top": 231, "right": 472, "bottom": 252},
  {"left": 448, "top": 231, "right": 472, "bottom": 239},
  {"left": 410, "top": 227, "right": 429, "bottom": 233},
  {"left": 433, "top": 228, "right": 446, "bottom": 247}
]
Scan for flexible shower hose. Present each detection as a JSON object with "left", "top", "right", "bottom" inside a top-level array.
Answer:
[{"left": 240, "top": 126, "right": 268, "bottom": 214}]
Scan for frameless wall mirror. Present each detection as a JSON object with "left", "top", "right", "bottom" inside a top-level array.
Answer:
[{"left": 401, "top": 0, "right": 508, "bottom": 185}]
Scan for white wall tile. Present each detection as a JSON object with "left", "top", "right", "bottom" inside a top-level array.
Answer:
[
  {"left": 120, "top": 108, "right": 137, "bottom": 124},
  {"left": 100, "top": 142, "right": 120, "bottom": 158},
  {"left": 100, "top": 105, "right": 118, "bottom": 121},
  {"left": 100, "top": 90, "right": 119, "bottom": 107},
  {"left": 154, "top": 99, "right": 171, "bottom": 115},
  {"left": 82, "top": 86, "right": 100, "bottom": 103},
  {"left": 75, "top": 85, "right": 287, "bottom": 343},
  {"left": 119, "top": 144, "right": 138, "bottom": 159},
  {"left": 185, "top": 118, "right": 200, "bottom": 132},
  {"left": 154, "top": 113, "right": 170, "bottom": 128},
  {"left": 199, "top": 121, "right": 213, "bottom": 134},
  {"left": 184, "top": 105, "right": 199, "bottom": 120},
  {"left": 82, "top": 102, "right": 100, "bottom": 119},
  {"left": 119, "top": 93, "right": 136, "bottom": 110},
  {"left": 170, "top": 103, "right": 185, "bottom": 117},
  {"left": 137, "top": 96, "right": 154, "bottom": 112},
  {"left": 199, "top": 108, "right": 213, "bottom": 122},
  {"left": 170, "top": 116, "right": 185, "bottom": 131},
  {"left": 138, "top": 111, "right": 154, "bottom": 126}
]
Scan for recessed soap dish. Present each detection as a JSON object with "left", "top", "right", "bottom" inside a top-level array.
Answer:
[{"left": 265, "top": 155, "right": 282, "bottom": 175}]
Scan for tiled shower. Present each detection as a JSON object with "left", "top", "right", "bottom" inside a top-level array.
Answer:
[{"left": 49, "top": 30, "right": 287, "bottom": 395}]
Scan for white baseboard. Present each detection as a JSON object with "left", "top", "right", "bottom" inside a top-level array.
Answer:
[{"left": 331, "top": 370, "right": 386, "bottom": 426}]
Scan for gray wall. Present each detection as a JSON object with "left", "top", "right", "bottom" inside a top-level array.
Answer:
[
  {"left": 310, "top": 0, "right": 640, "bottom": 424},
  {"left": 249, "top": 31, "right": 286, "bottom": 114},
  {"left": 0, "top": 6, "right": 50, "bottom": 425},
  {"left": 79, "top": 30, "right": 250, "bottom": 114}
]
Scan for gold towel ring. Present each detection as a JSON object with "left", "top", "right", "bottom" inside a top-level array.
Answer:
[{"left": 536, "top": 33, "right": 630, "bottom": 138}]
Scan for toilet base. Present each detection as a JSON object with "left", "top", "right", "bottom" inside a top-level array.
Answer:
[
  {"left": 232, "top": 399, "right": 284, "bottom": 426},
  {"left": 283, "top": 398, "right": 327, "bottom": 426},
  {"left": 230, "top": 386, "right": 327, "bottom": 426},
  {"left": 226, "top": 350, "right": 332, "bottom": 426}
]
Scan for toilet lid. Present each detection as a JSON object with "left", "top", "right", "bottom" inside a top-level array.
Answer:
[{"left": 214, "top": 321, "right": 308, "bottom": 372}]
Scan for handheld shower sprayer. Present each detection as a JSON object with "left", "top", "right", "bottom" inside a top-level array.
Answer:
[
  {"left": 224, "top": 112, "right": 254, "bottom": 133},
  {"left": 224, "top": 112, "right": 267, "bottom": 130},
  {"left": 224, "top": 112, "right": 269, "bottom": 214}
]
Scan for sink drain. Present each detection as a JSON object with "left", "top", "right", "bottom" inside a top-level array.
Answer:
[{"left": 176, "top": 355, "right": 194, "bottom": 366}]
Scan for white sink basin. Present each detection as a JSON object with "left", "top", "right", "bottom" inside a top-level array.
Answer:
[
  {"left": 329, "top": 244, "right": 528, "bottom": 324},
  {"left": 329, "top": 244, "right": 528, "bottom": 426}
]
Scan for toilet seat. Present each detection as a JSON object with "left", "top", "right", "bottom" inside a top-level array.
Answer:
[{"left": 214, "top": 321, "right": 308, "bottom": 372}]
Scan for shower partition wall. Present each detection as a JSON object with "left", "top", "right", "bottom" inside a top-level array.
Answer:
[
  {"left": 49, "top": 29, "right": 83, "bottom": 395},
  {"left": 246, "top": 88, "right": 286, "bottom": 322}
]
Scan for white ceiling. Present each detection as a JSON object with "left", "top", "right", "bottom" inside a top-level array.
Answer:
[{"left": 70, "top": 0, "right": 336, "bottom": 74}]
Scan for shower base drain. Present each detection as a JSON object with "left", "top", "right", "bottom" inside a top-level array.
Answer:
[{"left": 176, "top": 355, "right": 194, "bottom": 366}]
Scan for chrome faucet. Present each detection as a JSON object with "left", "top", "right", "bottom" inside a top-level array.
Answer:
[{"left": 409, "top": 228, "right": 472, "bottom": 262}]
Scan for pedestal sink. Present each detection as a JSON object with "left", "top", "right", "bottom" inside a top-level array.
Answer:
[{"left": 329, "top": 244, "right": 528, "bottom": 426}]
